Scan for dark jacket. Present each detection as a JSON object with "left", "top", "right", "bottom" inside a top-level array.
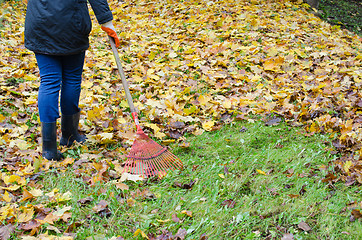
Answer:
[{"left": 24, "top": 0, "right": 113, "bottom": 55}]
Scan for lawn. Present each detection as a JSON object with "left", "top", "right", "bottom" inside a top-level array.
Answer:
[
  {"left": 23, "top": 119, "right": 362, "bottom": 239},
  {"left": 0, "top": 0, "right": 361, "bottom": 239}
]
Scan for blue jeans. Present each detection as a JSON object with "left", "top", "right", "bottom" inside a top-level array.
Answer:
[{"left": 35, "top": 52, "right": 85, "bottom": 123}]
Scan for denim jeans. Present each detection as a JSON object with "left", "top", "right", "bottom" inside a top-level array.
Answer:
[{"left": 35, "top": 52, "right": 85, "bottom": 123}]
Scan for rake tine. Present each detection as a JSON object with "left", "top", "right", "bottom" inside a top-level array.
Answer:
[
  {"left": 148, "top": 159, "right": 158, "bottom": 176},
  {"left": 156, "top": 155, "right": 172, "bottom": 172},
  {"left": 124, "top": 160, "right": 130, "bottom": 174},
  {"left": 151, "top": 157, "right": 163, "bottom": 174},
  {"left": 162, "top": 153, "right": 178, "bottom": 171}
]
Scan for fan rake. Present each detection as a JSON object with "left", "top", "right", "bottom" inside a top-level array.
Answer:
[{"left": 108, "top": 37, "right": 183, "bottom": 177}]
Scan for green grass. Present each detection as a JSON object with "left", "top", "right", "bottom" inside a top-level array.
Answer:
[
  {"left": 18, "top": 120, "right": 362, "bottom": 239},
  {"left": 318, "top": 0, "right": 362, "bottom": 35}
]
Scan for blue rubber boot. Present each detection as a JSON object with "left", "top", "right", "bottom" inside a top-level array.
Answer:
[
  {"left": 60, "top": 111, "right": 86, "bottom": 147},
  {"left": 42, "top": 122, "right": 64, "bottom": 160}
]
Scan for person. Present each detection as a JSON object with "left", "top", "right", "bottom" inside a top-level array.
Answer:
[{"left": 24, "top": 0, "right": 120, "bottom": 160}]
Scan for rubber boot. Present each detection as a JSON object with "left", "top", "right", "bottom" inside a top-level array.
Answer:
[
  {"left": 42, "top": 122, "right": 64, "bottom": 160},
  {"left": 60, "top": 111, "right": 86, "bottom": 147}
]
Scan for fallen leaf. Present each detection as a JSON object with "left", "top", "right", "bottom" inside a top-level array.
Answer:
[
  {"left": 115, "top": 182, "right": 129, "bottom": 191},
  {"left": 174, "top": 180, "right": 196, "bottom": 189},
  {"left": 281, "top": 233, "right": 294, "bottom": 240},
  {"left": 297, "top": 221, "right": 311, "bottom": 231},
  {"left": 0, "top": 224, "right": 15, "bottom": 240},
  {"left": 174, "top": 228, "right": 187, "bottom": 240},
  {"left": 256, "top": 169, "right": 267, "bottom": 175},
  {"left": 172, "top": 214, "right": 180, "bottom": 223},
  {"left": 181, "top": 210, "right": 192, "bottom": 217},
  {"left": 221, "top": 199, "right": 236, "bottom": 208},
  {"left": 78, "top": 197, "right": 94, "bottom": 206},
  {"left": 351, "top": 209, "right": 362, "bottom": 219},
  {"left": 134, "top": 229, "right": 148, "bottom": 239},
  {"left": 92, "top": 200, "right": 109, "bottom": 213}
]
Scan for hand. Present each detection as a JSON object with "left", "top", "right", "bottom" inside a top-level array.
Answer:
[{"left": 101, "top": 21, "right": 120, "bottom": 47}]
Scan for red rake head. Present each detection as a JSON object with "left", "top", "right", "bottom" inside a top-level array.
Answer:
[{"left": 123, "top": 132, "right": 183, "bottom": 177}]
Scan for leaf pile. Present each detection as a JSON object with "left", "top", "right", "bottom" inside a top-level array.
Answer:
[{"left": 0, "top": 0, "right": 361, "bottom": 238}]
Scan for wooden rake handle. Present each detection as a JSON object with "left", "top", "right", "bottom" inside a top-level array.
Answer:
[{"left": 108, "top": 36, "right": 142, "bottom": 132}]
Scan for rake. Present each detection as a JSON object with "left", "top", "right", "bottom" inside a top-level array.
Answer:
[{"left": 108, "top": 37, "right": 183, "bottom": 177}]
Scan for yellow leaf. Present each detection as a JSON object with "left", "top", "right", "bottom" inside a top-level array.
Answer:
[
  {"left": 9, "top": 139, "right": 31, "bottom": 150},
  {"left": 3, "top": 174, "right": 26, "bottom": 186},
  {"left": 24, "top": 97, "right": 37, "bottom": 105},
  {"left": 2, "top": 191, "right": 12, "bottom": 202},
  {"left": 22, "top": 188, "right": 34, "bottom": 201},
  {"left": 134, "top": 229, "right": 149, "bottom": 239},
  {"left": 202, "top": 120, "right": 215, "bottom": 131},
  {"left": 127, "top": 198, "right": 136, "bottom": 207},
  {"left": 148, "top": 51, "right": 157, "bottom": 61},
  {"left": 0, "top": 185, "right": 21, "bottom": 191},
  {"left": 264, "top": 56, "right": 284, "bottom": 71},
  {"left": 29, "top": 188, "right": 43, "bottom": 197},
  {"left": 256, "top": 169, "right": 267, "bottom": 175},
  {"left": 223, "top": 99, "right": 232, "bottom": 109},
  {"left": 33, "top": 157, "right": 42, "bottom": 173},
  {"left": 181, "top": 210, "right": 193, "bottom": 217},
  {"left": 154, "top": 131, "right": 166, "bottom": 139},
  {"left": 168, "top": 51, "right": 178, "bottom": 58},
  {"left": 198, "top": 95, "right": 211, "bottom": 106},
  {"left": 45, "top": 188, "right": 59, "bottom": 198},
  {"left": 60, "top": 157, "right": 75, "bottom": 167},
  {"left": 18, "top": 207, "right": 34, "bottom": 223},
  {"left": 343, "top": 161, "right": 353, "bottom": 174},
  {"left": 57, "top": 191, "right": 72, "bottom": 202},
  {"left": 53, "top": 206, "right": 72, "bottom": 217},
  {"left": 183, "top": 105, "right": 197, "bottom": 115},
  {"left": 218, "top": 174, "right": 225, "bottom": 179},
  {"left": 156, "top": 219, "right": 171, "bottom": 223}
]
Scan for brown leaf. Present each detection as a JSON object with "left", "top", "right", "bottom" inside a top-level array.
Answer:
[
  {"left": 115, "top": 183, "right": 129, "bottom": 191},
  {"left": 92, "top": 200, "right": 109, "bottom": 213},
  {"left": 179, "top": 141, "right": 190, "bottom": 148},
  {"left": 322, "top": 172, "right": 337, "bottom": 183},
  {"left": 65, "top": 221, "right": 83, "bottom": 233},
  {"left": 297, "top": 221, "right": 311, "bottom": 231},
  {"left": 169, "top": 121, "right": 185, "bottom": 129},
  {"left": 281, "top": 233, "right": 294, "bottom": 240},
  {"left": 283, "top": 168, "right": 294, "bottom": 177},
  {"left": 167, "top": 130, "right": 183, "bottom": 139},
  {"left": 20, "top": 219, "right": 41, "bottom": 231},
  {"left": 299, "top": 184, "right": 307, "bottom": 196},
  {"left": 267, "top": 188, "right": 279, "bottom": 196},
  {"left": 0, "top": 224, "right": 15, "bottom": 240},
  {"left": 332, "top": 139, "right": 346, "bottom": 150},
  {"left": 174, "top": 228, "right": 187, "bottom": 240},
  {"left": 287, "top": 194, "right": 300, "bottom": 199},
  {"left": 78, "top": 197, "right": 94, "bottom": 206},
  {"left": 351, "top": 209, "right": 362, "bottom": 219},
  {"left": 221, "top": 199, "right": 236, "bottom": 208},
  {"left": 199, "top": 233, "right": 208, "bottom": 240},
  {"left": 172, "top": 214, "right": 180, "bottom": 223},
  {"left": 224, "top": 166, "right": 229, "bottom": 175},
  {"left": 264, "top": 117, "right": 282, "bottom": 126},
  {"left": 192, "top": 165, "right": 199, "bottom": 171},
  {"left": 62, "top": 212, "right": 72, "bottom": 222},
  {"left": 174, "top": 180, "right": 196, "bottom": 189}
]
